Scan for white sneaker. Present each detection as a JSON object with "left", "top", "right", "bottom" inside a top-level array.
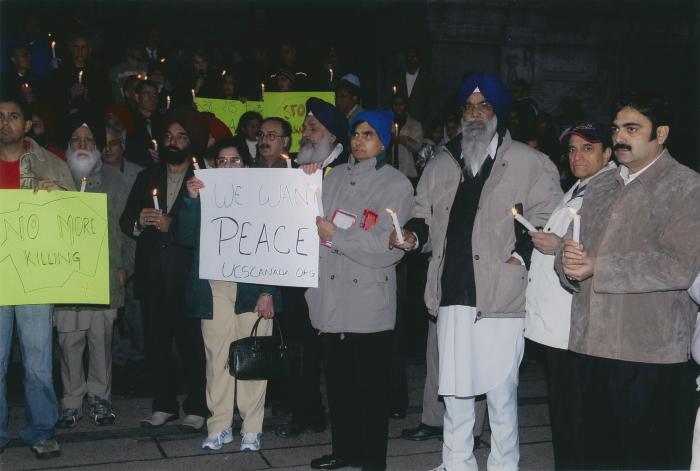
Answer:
[
  {"left": 240, "top": 432, "right": 261, "bottom": 451},
  {"left": 201, "top": 427, "right": 234, "bottom": 451}
]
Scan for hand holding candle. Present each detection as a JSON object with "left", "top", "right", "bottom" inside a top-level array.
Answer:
[
  {"left": 511, "top": 207, "right": 537, "bottom": 232},
  {"left": 385, "top": 208, "right": 405, "bottom": 244}
]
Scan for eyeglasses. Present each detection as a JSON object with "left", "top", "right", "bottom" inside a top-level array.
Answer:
[
  {"left": 216, "top": 157, "right": 244, "bottom": 167},
  {"left": 463, "top": 102, "right": 493, "bottom": 115},
  {"left": 256, "top": 132, "right": 284, "bottom": 141},
  {"left": 350, "top": 131, "right": 378, "bottom": 141}
]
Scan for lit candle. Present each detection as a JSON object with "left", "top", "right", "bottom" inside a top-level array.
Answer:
[
  {"left": 160, "top": 57, "right": 166, "bottom": 63},
  {"left": 152, "top": 189, "right": 159, "bottom": 210},
  {"left": 51, "top": 41, "right": 56, "bottom": 59},
  {"left": 166, "top": 95, "right": 171, "bottom": 110},
  {"left": 137, "top": 73, "right": 142, "bottom": 80},
  {"left": 393, "top": 123, "right": 399, "bottom": 136},
  {"left": 21, "top": 83, "right": 31, "bottom": 94},
  {"left": 144, "top": 74, "right": 148, "bottom": 80},
  {"left": 221, "top": 69, "right": 227, "bottom": 76},
  {"left": 78, "top": 70, "right": 83, "bottom": 84},
  {"left": 260, "top": 82, "right": 265, "bottom": 96},
  {"left": 80, "top": 177, "right": 87, "bottom": 192},
  {"left": 281, "top": 154, "right": 292, "bottom": 168},
  {"left": 392, "top": 85, "right": 397, "bottom": 95},
  {"left": 151, "top": 139, "right": 158, "bottom": 152},
  {"left": 191, "top": 88, "right": 196, "bottom": 99},
  {"left": 329, "top": 67, "right": 334, "bottom": 83},
  {"left": 191, "top": 156, "right": 200, "bottom": 170},
  {"left": 511, "top": 208, "right": 537, "bottom": 232},
  {"left": 569, "top": 208, "right": 581, "bottom": 244},
  {"left": 385, "top": 208, "right": 405, "bottom": 244}
]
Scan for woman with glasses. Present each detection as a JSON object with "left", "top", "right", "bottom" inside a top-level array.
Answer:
[
  {"left": 173, "top": 138, "right": 281, "bottom": 453},
  {"left": 305, "top": 111, "right": 414, "bottom": 470}
]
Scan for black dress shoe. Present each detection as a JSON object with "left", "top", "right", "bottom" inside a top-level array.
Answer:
[
  {"left": 310, "top": 454, "right": 353, "bottom": 470},
  {"left": 400, "top": 423, "right": 443, "bottom": 441},
  {"left": 276, "top": 419, "right": 326, "bottom": 438}
]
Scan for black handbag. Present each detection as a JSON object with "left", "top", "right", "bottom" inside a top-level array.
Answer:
[{"left": 228, "top": 317, "right": 300, "bottom": 380}]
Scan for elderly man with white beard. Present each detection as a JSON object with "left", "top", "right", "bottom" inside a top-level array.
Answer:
[
  {"left": 55, "top": 113, "right": 129, "bottom": 428},
  {"left": 390, "top": 74, "right": 562, "bottom": 471},
  {"left": 275, "top": 97, "right": 349, "bottom": 439}
]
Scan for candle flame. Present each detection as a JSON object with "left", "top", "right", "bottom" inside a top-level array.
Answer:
[
  {"left": 160, "top": 57, "right": 166, "bottom": 63},
  {"left": 192, "top": 156, "right": 197, "bottom": 164},
  {"left": 51, "top": 41, "right": 56, "bottom": 48},
  {"left": 392, "top": 85, "right": 397, "bottom": 94},
  {"left": 152, "top": 189, "right": 158, "bottom": 197},
  {"left": 137, "top": 74, "right": 142, "bottom": 80},
  {"left": 81, "top": 177, "right": 87, "bottom": 183},
  {"left": 151, "top": 139, "right": 157, "bottom": 147},
  {"left": 191, "top": 88, "right": 196, "bottom": 98},
  {"left": 221, "top": 69, "right": 227, "bottom": 76}
]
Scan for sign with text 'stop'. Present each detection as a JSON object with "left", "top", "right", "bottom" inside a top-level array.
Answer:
[
  {"left": 0, "top": 190, "right": 109, "bottom": 306},
  {"left": 197, "top": 168, "right": 321, "bottom": 288}
]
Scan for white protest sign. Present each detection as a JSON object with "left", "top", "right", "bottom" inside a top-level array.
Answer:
[{"left": 197, "top": 168, "right": 321, "bottom": 288}]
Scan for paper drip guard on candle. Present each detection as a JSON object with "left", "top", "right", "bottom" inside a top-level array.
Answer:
[
  {"left": 569, "top": 208, "right": 581, "bottom": 244},
  {"left": 152, "top": 189, "right": 160, "bottom": 210},
  {"left": 511, "top": 208, "right": 537, "bottom": 232},
  {"left": 385, "top": 208, "right": 405, "bottom": 244}
]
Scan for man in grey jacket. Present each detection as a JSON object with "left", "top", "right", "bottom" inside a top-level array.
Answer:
[
  {"left": 559, "top": 92, "right": 700, "bottom": 469},
  {"left": 392, "top": 74, "right": 561, "bottom": 471}
]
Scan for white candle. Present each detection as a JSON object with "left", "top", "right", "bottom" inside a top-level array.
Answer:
[
  {"left": 152, "top": 189, "right": 159, "bottom": 210},
  {"left": 192, "top": 156, "right": 200, "bottom": 170},
  {"left": 393, "top": 123, "right": 399, "bottom": 136},
  {"left": 166, "top": 95, "right": 171, "bottom": 110},
  {"left": 511, "top": 208, "right": 537, "bottom": 232},
  {"left": 51, "top": 41, "right": 56, "bottom": 59},
  {"left": 570, "top": 208, "right": 581, "bottom": 244},
  {"left": 191, "top": 88, "right": 196, "bottom": 99},
  {"left": 281, "top": 154, "right": 292, "bottom": 168},
  {"left": 312, "top": 186, "right": 324, "bottom": 217},
  {"left": 329, "top": 67, "right": 334, "bottom": 83},
  {"left": 261, "top": 82, "right": 265, "bottom": 96},
  {"left": 78, "top": 70, "right": 83, "bottom": 84},
  {"left": 385, "top": 208, "right": 405, "bottom": 244},
  {"left": 79, "top": 177, "right": 87, "bottom": 192},
  {"left": 151, "top": 139, "right": 158, "bottom": 152}
]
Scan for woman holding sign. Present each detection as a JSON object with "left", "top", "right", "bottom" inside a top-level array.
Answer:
[
  {"left": 305, "top": 111, "right": 414, "bottom": 470},
  {"left": 173, "top": 138, "right": 282, "bottom": 453}
]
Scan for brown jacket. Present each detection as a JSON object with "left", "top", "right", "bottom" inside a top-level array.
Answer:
[
  {"left": 19, "top": 138, "right": 75, "bottom": 191},
  {"left": 556, "top": 151, "right": 700, "bottom": 364},
  {"left": 415, "top": 131, "right": 562, "bottom": 319}
]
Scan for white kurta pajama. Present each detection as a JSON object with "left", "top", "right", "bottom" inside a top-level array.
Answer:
[{"left": 438, "top": 306, "right": 524, "bottom": 471}]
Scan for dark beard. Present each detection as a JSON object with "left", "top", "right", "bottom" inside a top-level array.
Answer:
[{"left": 161, "top": 145, "right": 189, "bottom": 164}]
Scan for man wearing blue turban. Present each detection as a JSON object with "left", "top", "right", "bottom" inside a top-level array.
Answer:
[{"left": 391, "top": 73, "right": 562, "bottom": 471}]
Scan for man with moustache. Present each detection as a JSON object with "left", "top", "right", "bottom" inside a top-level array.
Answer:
[
  {"left": 275, "top": 97, "right": 348, "bottom": 439},
  {"left": 391, "top": 74, "right": 561, "bottom": 471},
  {"left": 120, "top": 106, "right": 208, "bottom": 430},
  {"left": 254, "top": 117, "right": 292, "bottom": 168},
  {"left": 0, "top": 95, "right": 73, "bottom": 460},
  {"left": 558, "top": 93, "right": 700, "bottom": 469},
  {"left": 525, "top": 122, "right": 616, "bottom": 470},
  {"left": 55, "top": 114, "right": 128, "bottom": 428}
]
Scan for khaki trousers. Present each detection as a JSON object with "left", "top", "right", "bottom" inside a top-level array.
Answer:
[
  {"left": 204, "top": 280, "right": 271, "bottom": 435},
  {"left": 55, "top": 309, "right": 117, "bottom": 409}
]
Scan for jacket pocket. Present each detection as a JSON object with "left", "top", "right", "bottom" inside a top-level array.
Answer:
[{"left": 488, "top": 262, "right": 527, "bottom": 315}]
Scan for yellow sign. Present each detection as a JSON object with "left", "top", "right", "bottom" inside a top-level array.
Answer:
[
  {"left": 0, "top": 190, "right": 109, "bottom": 306},
  {"left": 262, "top": 92, "right": 335, "bottom": 153},
  {"left": 194, "top": 98, "right": 265, "bottom": 136}
]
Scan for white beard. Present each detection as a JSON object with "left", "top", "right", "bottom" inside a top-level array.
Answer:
[
  {"left": 461, "top": 115, "right": 497, "bottom": 176},
  {"left": 67, "top": 147, "right": 101, "bottom": 180},
  {"left": 296, "top": 134, "right": 334, "bottom": 165}
]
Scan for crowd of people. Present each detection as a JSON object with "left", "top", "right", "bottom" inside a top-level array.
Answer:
[{"left": 1, "top": 26, "right": 699, "bottom": 471}]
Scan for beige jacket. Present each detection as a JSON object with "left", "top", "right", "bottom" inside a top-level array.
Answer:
[
  {"left": 19, "top": 138, "right": 75, "bottom": 191},
  {"left": 556, "top": 151, "right": 700, "bottom": 364},
  {"left": 393, "top": 114, "right": 423, "bottom": 178},
  {"left": 414, "top": 132, "right": 562, "bottom": 319}
]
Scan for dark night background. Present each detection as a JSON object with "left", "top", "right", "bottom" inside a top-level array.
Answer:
[{"left": 1, "top": 0, "right": 698, "bottom": 167}]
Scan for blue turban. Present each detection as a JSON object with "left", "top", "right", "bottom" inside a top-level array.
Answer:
[
  {"left": 458, "top": 73, "right": 512, "bottom": 127},
  {"left": 350, "top": 110, "right": 393, "bottom": 150}
]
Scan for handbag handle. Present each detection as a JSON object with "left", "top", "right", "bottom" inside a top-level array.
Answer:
[{"left": 249, "top": 316, "right": 287, "bottom": 349}]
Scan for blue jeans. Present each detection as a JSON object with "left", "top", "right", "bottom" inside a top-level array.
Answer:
[{"left": 0, "top": 305, "right": 58, "bottom": 446}]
